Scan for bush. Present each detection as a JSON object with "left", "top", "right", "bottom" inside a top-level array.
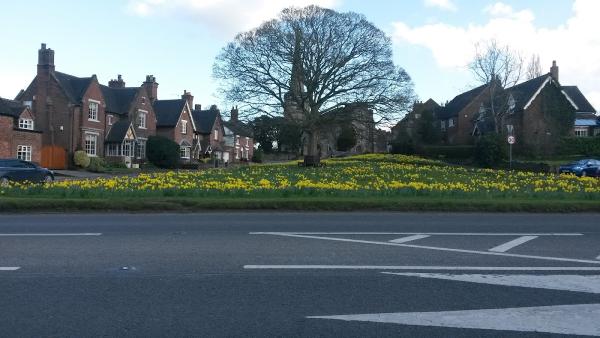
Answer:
[
  {"left": 421, "top": 145, "right": 475, "bottom": 159},
  {"left": 558, "top": 137, "right": 600, "bottom": 157},
  {"left": 73, "top": 150, "right": 90, "bottom": 168},
  {"left": 146, "top": 136, "right": 181, "bottom": 169},
  {"left": 252, "top": 148, "right": 264, "bottom": 163},
  {"left": 88, "top": 157, "right": 106, "bottom": 173},
  {"left": 475, "top": 134, "right": 506, "bottom": 168},
  {"left": 336, "top": 125, "right": 357, "bottom": 151}
]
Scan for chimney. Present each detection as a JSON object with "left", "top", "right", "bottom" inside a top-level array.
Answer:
[
  {"left": 550, "top": 60, "right": 559, "bottom": 82},
  {"left": 108, "top": 74, "right": 126, "bottom": 88},
  {"left": 209, "top": 104, "right": 218, "bottom": 111},
  {"left": 194, "top": 104, "right": 202, "bottom": 111},
  {"left": 37, "top": 43, "right": 55, "bottom": 75},
  {"left": 230, "top": 106, "right": 239, "bottom": 122},
  {"left": 181, "top": 90, "right": 194, "bottom": 110},
  {"left": 142, "top": 75, "right": 158, "bottom": 102}
]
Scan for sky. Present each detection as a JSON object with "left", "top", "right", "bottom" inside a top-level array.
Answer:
[{"left": 1, "top": 0, "right": 598, "bottom": 121}]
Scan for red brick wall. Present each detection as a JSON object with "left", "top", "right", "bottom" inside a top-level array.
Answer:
[
  {"left": 173, "top": 106, "right": 195, "bottom": 146},
  {"left": 80, "top": 79, "right": 106, "bottom": 156},
  {"left": 129, "top": 88, "right": 156, "bottom": 140},
  {"left": 12, "top": 130, "right": 42, "bottom": 164},
  {"left": 0, "top": 116, "right": 13, "bottom": 158}
]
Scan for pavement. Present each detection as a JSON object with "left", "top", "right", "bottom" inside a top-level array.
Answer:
[
  {"left": 0, "top": 212, "right": 599, "bottom": 337},
  {"left": 52, "top": 169, "right": 113, "bottom": 180}
]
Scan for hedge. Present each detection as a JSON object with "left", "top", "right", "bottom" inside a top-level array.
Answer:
[
  {"left": 558, "top": 137, "right": 600, "bottom": 157},
  {"left": 421, "top": 145, "right": 475, "bottom": 159}
]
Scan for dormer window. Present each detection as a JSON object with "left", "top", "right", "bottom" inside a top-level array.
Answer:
[
  {"left": 18, "top": 118, "right": 34, "bottom": 130},
  {"left": 88, "top": 100, "right": 100, "bottom": 121}
]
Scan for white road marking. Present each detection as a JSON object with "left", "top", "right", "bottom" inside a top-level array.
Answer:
[
  {"left": 307, "top": 303, "right": 600, "bottom": 336},
  {"left": 244, "top": 265, "right": 600, "bottom": 271},
  {"left": 0, "top": 233, "right": 102, "bottom": 236},
  {"left": 253, "top": 232, "right": 600, "bottom": 265},
  {"left": 0, "top": 267, "right": 20, "bottom": 271},
  {"left": 389, "top": 234, "right": 430, "bottom": 244},
  {"left": 250, "top": 232, "right": 582, "bottom": 236},
  {"left": 489, "top": 236, "right": 538, "bottom": 253},
  {"left": 384, "top": 273, "right": 600, "bottom": 294}
]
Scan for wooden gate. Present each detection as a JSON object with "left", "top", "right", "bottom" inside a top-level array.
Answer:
[{"left": 41, "top": 146, "right": 67, "bottom": 169}]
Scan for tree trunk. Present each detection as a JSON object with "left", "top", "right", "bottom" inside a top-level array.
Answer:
[{"left": 303, "top": 129, "right": 320, "bottom": 166}]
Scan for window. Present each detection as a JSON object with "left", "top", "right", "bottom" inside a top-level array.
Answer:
[
  {"left": 245, "top": 138, "right": 249, "bottom": 146},
  {"left": 122, "top": 140, "right": 134, "bottom": 157},
  {"left": 107, "top": 115, "right": 113, "bottom": 126},
  {"left": 23, "top": 101, "right": 32, "bottom": 108},
  {"left": 214, "top": 129, "right": 219, "bottom": 141},
  {"left": 85, "top": 134, "right": 97, "bottom": 156},
  {"left": 88, "top": 101, "right": 99, "bottom": 121},
  {"left": 181, "top": 120, "right": 187, "bottom": 134},
  {"left": 236, "top": 137, "right": 240, "bottom": 145},
  {"left": 440, "top": 120, "right": 446, "bottom": 131},
  {"left": 106, "top": 144, "right": 120, "bottom": 156},
  {"left": 448, "top": 118, "right": 455, "bottom": 127},
  {"left": 180, "top": 146, "right": 191, "bottom": 159},
  {"left": 18, "top": 118, "right": 34, "bottom": 130},
  {"left": 508, "top": 94, "right": 516, "bottom": 113},
  {"left": 574, "top": 127, "right": 588, "bottom": 137},
  {"left": 136, "top": 139, "right": 146, "bottom": 159},
  {"left": 138, "top": 111, "right": 147, "bottom": 129},
  {"left": 17, "top": 145, "right": 32, "bottom": 161}
]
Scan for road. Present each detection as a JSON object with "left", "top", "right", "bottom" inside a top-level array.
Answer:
[{"left": 1, "top": 212, "right": 600, "bottom": 337}]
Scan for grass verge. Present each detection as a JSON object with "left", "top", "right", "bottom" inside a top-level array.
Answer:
[{"left": 1, "top": 196, "right": 599, "bottom": 213}]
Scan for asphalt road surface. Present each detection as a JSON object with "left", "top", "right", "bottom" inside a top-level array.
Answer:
[{"left": 1, "top": 212, "right": 600, "bottom": 337}]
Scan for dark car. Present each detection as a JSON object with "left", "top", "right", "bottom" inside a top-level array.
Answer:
[
  {"left": 558, "top": 159, "right": 600, "bottom": 177},
  {"left": 0, "top": 159, "right": 54, "bottom": 186}
]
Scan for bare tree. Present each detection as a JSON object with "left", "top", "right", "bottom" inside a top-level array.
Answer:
[
  {"left": 525, "top": 54, "right": 542, "bottom": 80},
  {"left": 469, "top": 39, "right": 523, "bottom": 133},
  {"left": 214, "top": 6, "right": 414, "bottom": 160}
]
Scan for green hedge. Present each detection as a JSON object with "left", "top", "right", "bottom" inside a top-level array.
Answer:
[
  {"left": 421, "top": 145, "right": 475, "bottom": 159},
  {"left": 558, "top": 137, "right": 600, "bottom": 156}
]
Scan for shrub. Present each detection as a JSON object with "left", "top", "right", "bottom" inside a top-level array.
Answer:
[
  {"left": 146, "top": 136, "right": 181, "bottom": 169},
  {"left": 88, "top": 157, "right": 106, "bottom": 173},
  {"left": 73, "top": 150, "right": 90, "bottom": 168},
  {"left": 421, "top": 145, "right": 475, "bottom": 159},
  {"left": 336, "top": 125, "right": 357, "bottom": 151},
  {"left": 475, "top": 134, "right": 506, "bottom": 168},
  {"left": 252, "top": 148, "right": 264, "bottom": 163},
  {"left": 558, "top": 137, "right": 600, "bottom": 156}
]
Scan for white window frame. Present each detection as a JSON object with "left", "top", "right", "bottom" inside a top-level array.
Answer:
[
  {"left": 88, "top": 100, "right": 100, "bottom": 122},
  {"left": 440, "top": 120, "right": 446, "bottom": 131},
  {"left": 245, "top": 138, "right": 249, "bottom": 146},
  {"left": 122, "top": 140, "right": 134, "bottom": 157},
  {"left": 574, "top": 127, "right": 588, "bottom": 137},
  {"left": 214, "top": 129, "right": 219, "bottom": 141},
  {"left": 17, "top": 145, "right": 32, "bottom": 161},
  {"left": 84, "top": 133, "right": 98, "bottom": 157},
  {"left": 18, "top": 118, "right": 34, "bottom": 130},
  {"left": 138, "top": 110, "right": 147, "bottom": 129},
  {"left": 180, "top": 146, "right": 191, "bottom": 159},
  {"left": 448, "top": 118, "right": 455, "bottom": 128},
  {"left": 181, "top": 120, "right": 188, "bottom": 134},
  {"left": 136, "top": 139, "right": 147, "bottom": 159},
  {"left": 107, "top": 115, "right": 113, "bottom": 126}
]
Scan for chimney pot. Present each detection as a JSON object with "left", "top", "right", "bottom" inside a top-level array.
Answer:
[
  {"left": 195, "top": 104, "right": 202, "bottom": 111},
  {"left": 550, "top": 60, "right": 559, "bottom": 82}
]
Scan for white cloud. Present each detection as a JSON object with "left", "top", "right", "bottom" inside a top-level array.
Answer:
[
  {"left": 128, "top": 0, "right": 341, "bottom": 36},
  {"left": 424, "top": 0, "right": 457, "bottom": 12},
  {"left": 393, "top": 0, "right": 600, "bottom": 110}
]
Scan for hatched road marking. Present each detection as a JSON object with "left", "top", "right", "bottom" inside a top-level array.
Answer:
[
  {"left": 389, "top": 234, "right": 430, "bottom": 243},
  {"left": 488, "top": 235, "right": 539, "bottom": 253}
]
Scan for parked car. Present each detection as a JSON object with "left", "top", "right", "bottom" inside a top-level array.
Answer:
[
  {"left": 558, "top": 159, "right": 600, "bottom": 177},
  {"left": 0, "top": 159, "right": 54, "bottom": 186}
]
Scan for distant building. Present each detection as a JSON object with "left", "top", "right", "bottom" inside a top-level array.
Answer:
[
  {"left": 223, "top": 107, "right": 254, "bottom": 162},
  {"left": 153, "top": 91, "right": 198, "bottom": 163}
]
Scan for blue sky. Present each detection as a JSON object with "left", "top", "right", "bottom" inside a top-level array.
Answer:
[{"left": 1, "top": 0, "right": 597, "bottom": 120}]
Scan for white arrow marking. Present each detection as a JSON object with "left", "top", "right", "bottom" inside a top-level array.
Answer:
[
  {"left": 0, "top": 267, "right": 20, "bottom": 271},
  {"left": 308, "top": 304, "right": 600, "bottom": 336},
  {"left": 384, "top": 273, "right": 600, "bottom": 294},
  {"left": 489, "top": 236, "right": 538, "bottom": 253},
  {"left": 389, "top": 234, "right": 430, "bottom": 244}
]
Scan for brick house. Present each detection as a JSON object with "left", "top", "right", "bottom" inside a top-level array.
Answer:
[
  {"left": 191, "top": 105, "right": 227, "bottom": 161},
  {"left": 562, "top": 86, "right": 598, "bottom": 137},
  {"left": 153, "top": 91, "right": 198, "bottom": 163},
  {"left": 15, "top": 44, "right": 157, "bottom": 168},
  {"left": 392, "top": 98, "right": 440, "bottom": 140},
  {"left": 0, "top": 97, "right": 42, "bottom": 163},
  {"left": 222, "top": 107, "right": 254, "bottom": 162}
]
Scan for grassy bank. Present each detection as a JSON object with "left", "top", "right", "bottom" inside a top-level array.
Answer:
[{"left": 1, "top": 196, "right": 599, "bottom": 213}]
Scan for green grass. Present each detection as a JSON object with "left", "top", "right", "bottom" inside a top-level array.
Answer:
[{"left": 1, "top": 196, "right": 599, "bottom": 213}]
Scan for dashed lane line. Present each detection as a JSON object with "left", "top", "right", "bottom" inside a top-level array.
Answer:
[
  {"left": 251, "top": 232, "right": 600, "bottom": 265},
  {"left": 489, "top": 236, "right": 539, "bottom": 253},
  {"left": 0, "top": 267, "right": 20, "bottom": 271},
  {"left": 0, "top": 233, "right": 102, "bottom": 236},
  {"left": 249, "top": 232, "right": 583, "bottom": 236},
  {"left": 244, "top": 265, "right": 600, "bottom": 271}
]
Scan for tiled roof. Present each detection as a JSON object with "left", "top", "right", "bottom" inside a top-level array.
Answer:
[
  {"left": 505, "top": 74, "right": 552, "bottom": 112},
  {"left": 100, "top": 85, "right": 139, "bottom": 116},
  {"left": 437, "top": 83, "right": 489, "bottom": 120},
  {"left": 105, "top": 119, "right": 132, "bottom": 143},
  {"left": 192, "top": 108, "right": 219, "bottom": 134},
  {"left": 223, "top": 120, "right": 253, "bottom": 137},
  {"left": 154, "top": 99, "right": 186, "bottom": 127},
  {"left": 53, "top": 72, "right": 94, "bottom": 104},
  {"left": 562, "top": 86, "right": 596, "bottom": 113},
  {"left": 0, "top": 97, "right": 26, "bottom": 118}
]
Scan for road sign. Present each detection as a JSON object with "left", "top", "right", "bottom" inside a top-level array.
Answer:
[{"left": 508, "top": 136, "right": 516, "bottom": 144}]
